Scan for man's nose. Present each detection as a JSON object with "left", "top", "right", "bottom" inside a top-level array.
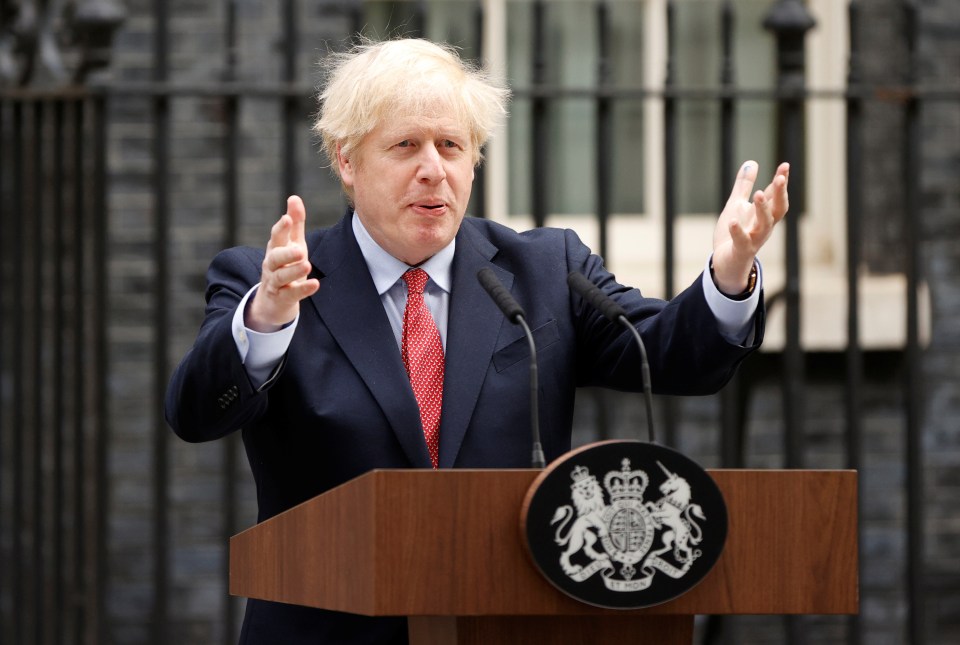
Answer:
[{"left": 416, "top": 145, "right": 446, "bottom": 183}]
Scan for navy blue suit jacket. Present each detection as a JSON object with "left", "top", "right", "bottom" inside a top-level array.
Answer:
[{"left": 165, "top": 212, "right": 763, "bottom": 644}]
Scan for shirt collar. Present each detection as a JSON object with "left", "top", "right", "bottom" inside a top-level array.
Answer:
[{"left": 352, "top": 212, "right": 455, "bottom": 295}]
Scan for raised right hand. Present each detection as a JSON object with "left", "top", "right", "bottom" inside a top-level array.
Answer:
[{"left": 245, "top": 195, "right": 320, "bottom": 332}]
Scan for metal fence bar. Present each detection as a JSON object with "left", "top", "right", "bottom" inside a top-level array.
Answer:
[
  {"left": 710, "top": 9, "right": 741, "bottom": 642},
  {"left": 764, "top": 0, "right": 813, "bottom": 475},
  {"left": 222, "top": 3, "right": 241, "bottom": 643},
  {"left": 0, "top": 97, "right": 5, "bottom": 645},
  {"left": 68, "top": 97, "right": 86, "bottom": 645},
  {"left": 31, "top": 101, "right": 47, "bottom": 645},
  {"left": 765, "top": 4, "right": 815, "bottom": 641},
  {"left": 472, "top": 1, "right": 486, "bottom": 219},
  {"left": 586, "top": 0, "right": 614, "bottom": 441},
  {"left": 282, "top": 0, "right": 299, "bottom": 198},
  {"left": 844, "top": 5, "right": 865, "bottom": 645},
  {"left": 531, "top": 0, "right": 548, "bottom": 230},
  {"left": 11, "top": 97, "right": 26, "bottom": 645},
  {"left": 221, "top": 114, "right": 241, "bottom": 645},
  {"left": 902, "top": 3, "right": 926, "bottom": 644},
  {"left": 589, "top": 0, "right": 615, "bottom": 442},
  {"left": 53, "top": 97, "right": 67, "bottom": 645},
  {"left": 92, "top": 90, "right": 111, "bottom": 645},
  {"left": 52, "top": 99, "right": 67, "bottom": 645},
  {"left": 31, "top": 96, "right": 46, "bottom": 645},
  {"left": 347, "top": 0, "right": 363, "bottom": 44},
  {"left": 661, "top": 0, "right": 678, "bottom": 449},
  {"left": 151, "top": 0, "right": 172, "bottom": 642},
  {"left": 663, "top": 0, "right": 677, "bottom": 303},
  {"left": 411, "top": 0, "right": 425, "bottom": 37},
  {"left": 595, "top": 0, "right": 611, "bottom": 263},
  {"left": 718, "top": 0, "right": 742, "bottom": 471},
  {"left": 718, "top": 0, "right": 736, "bottom": 209}
]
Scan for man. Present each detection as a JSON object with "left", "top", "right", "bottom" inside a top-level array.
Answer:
[{"left": 165, "top": 38, "right": 788, "bottom": 645}]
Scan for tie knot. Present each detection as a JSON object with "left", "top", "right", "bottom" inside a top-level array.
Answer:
[{"left": 402, "top": 268, "right": 429, "bottom": 295}]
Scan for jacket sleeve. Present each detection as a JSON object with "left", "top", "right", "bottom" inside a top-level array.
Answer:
[
  {"left": 564, "top": 228, "right": 764, "bottom": 396},
  {"left": 164, "top": 246, "right": 276, "bottom": 442}
]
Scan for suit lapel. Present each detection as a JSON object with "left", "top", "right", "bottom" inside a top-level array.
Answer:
[
  {"left": 306, "top": 215, "right": 432, "bottom": 468},
  {"left": 438, "top": 221, "right": 509, "bottom": 468}
]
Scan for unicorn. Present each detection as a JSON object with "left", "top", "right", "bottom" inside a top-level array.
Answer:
[{"left": 647, "top": 461, "right": 705, "bottom": 564}]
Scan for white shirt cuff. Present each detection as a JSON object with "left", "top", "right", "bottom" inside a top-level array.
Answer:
[
  {"left": 232, "top": 284, "right": 298, "bottom": 387},
  {"left": 701, "top": 256, "right": 762, "bottom": 346}
]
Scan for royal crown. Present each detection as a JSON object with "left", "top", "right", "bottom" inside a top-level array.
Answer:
[
  {"left": 569, "top": 465, "right": 601, "bottom": 495},
  {"left": 570, "top": 465, "right": 594, "bottom": 484},
  {"left": 604, "top": 458, "right": 649, "bottom": 500}
]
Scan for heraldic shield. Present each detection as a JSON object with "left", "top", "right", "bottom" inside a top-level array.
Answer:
[{"left": 521, "top": 440, "right": 728, "bottom": 609}]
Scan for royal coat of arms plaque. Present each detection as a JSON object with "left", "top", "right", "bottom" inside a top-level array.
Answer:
[{"left": 522, "top": 439, "right": 728, "bottom": 609}]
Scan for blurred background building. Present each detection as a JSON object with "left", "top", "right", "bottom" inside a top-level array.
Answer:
[{"left": 1, "top": 0, "right": 958, "bottom": 643}]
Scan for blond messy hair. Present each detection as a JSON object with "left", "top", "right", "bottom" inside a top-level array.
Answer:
[{"left": 313, "top": 38, "right": 510, "bottom": 178}]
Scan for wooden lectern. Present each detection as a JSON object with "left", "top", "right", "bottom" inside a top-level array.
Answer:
[{"left": 230, "top": 469, "right": 857, "bottom": 644}]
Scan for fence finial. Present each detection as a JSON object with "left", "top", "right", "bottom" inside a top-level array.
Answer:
[
  {"left": 68, "top": 1, "right": 126, "bottom": 84},
  {"left": 0, "top": 0, "right": 124, "bottom": 87},
  {"left": 763, "top": 0, "right": 816, "bottom": 94},
  {"left": 762, "top": 0, "right": 816, "bottom": 35}
]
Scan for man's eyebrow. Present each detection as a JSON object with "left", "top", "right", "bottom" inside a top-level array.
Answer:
[{"left": 436, "top": 128, "right": 470, "bottom": 141}]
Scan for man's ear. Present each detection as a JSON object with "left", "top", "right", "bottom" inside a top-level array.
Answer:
[{"left": 337, "top": 144, "right": 354, "bottom": 186}]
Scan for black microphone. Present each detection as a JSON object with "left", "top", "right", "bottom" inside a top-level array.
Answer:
[
  {"left": 567, "top": 271, "right": 656, "bottom": 444},
  {"left": 477, "top": 267, "right": 545, "bottom": 468}
]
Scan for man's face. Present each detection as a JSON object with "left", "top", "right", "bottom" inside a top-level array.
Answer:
[{"left": 339, "top": 111, "right": 475, "bottom": 266}]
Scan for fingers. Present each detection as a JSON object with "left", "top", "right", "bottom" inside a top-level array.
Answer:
[
  {"left": 714, "top": 160, "right": 789, "bottom": 279},
  {"left": 765, "top": 162, "right": 790, "bottom": 221},
  {"left": 287, "top": 195, "right": 307, "bottom": 243},
  {"left": 752, "top": 189, "right": 774, "bottom": 234},
  {"left": 263, "top": 216, "right": 312, "bottom": 291},
  {"left": 266, "top": 196, "right": 307, "bottom": 249},
  {"left": 730, "top": 160, "right": 790, "bottom": 230},
  {"left": 728, "top": 160, "right": 759, "bottom": 204},
  {"left": 252, "top": 196, "right": 318, "bottom": 328},
  {"left": 267, "top": 213, "right": 293, "bottom": 252},
  {"left": 261, "top": 273, "right": 319, "bottom": 305},
  {"left": 264, "top": 252, "right": 311, "bottom": 287},
  {"left": 265, "top": 195, "right": 311, "bottom": 273},
  {"left": 247, "top": 272, "right": 318, "bottom": 332},
  {"left": 287, "top": 277, "right": 320, "bottom": 302}
]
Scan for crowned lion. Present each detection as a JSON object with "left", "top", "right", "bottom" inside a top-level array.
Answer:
[{"left": 551, "top": 466, "right": 610, "bottom": 576}]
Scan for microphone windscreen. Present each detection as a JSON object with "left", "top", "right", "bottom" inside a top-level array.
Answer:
[
  {"left": 567, "top": 272, "right": 627, "bottom": 322},
  {"left": 477, "top": 267, "right": 525, "bottom": 323}
]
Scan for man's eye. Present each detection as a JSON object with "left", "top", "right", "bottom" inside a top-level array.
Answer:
[
  {"left": 396, "top": 140, "right": 412, "bottom": 148},
  {"left": 442, "top": 139, "right": 459, "bottom": 148}
]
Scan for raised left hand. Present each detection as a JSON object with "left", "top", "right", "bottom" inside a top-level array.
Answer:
[{"left": 711, "top": 161, "right": 790, "bottom": 295}]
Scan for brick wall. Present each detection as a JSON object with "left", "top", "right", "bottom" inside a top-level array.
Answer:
[{"left": 916, "top": 0, "right": 960, "bottom": 642}]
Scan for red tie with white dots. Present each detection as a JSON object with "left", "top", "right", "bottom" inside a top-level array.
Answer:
[{"left": 401, "top": 269, "right": 444, "bottom": 469}]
